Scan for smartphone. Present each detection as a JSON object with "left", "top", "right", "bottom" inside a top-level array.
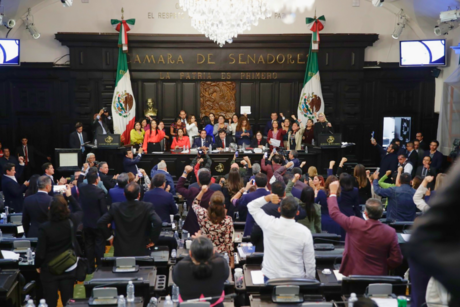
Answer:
[
  {"left": 375, "top": 167, "right": 380, "bottom": 173},
  {"left": 235, "top": 151, "right": 239, "bottom": 157},
  {"left": 264, "top": 152, "right": 268, "bottom": 159},
  {"left": 251, "top": 179, "right": 255, "bottom": 185}
]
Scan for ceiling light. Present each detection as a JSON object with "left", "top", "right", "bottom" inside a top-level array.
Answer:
[
  {"left": 392, "top": 11, "right": 406, "bottom": 39},
  {"left": 372, "top": 0, "right": 384, "bottom": 7},
  {"left": 61, "top": 0, "right": 73, "bottom": 7}
]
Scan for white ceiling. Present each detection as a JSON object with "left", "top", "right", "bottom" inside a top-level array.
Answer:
[{"left": 1, "top": 0, "right": 460, "bottom": 34}]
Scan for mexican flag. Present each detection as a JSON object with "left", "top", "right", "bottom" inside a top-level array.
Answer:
[
  {"left": 298, "top": 16, "right": 326, "bottom": 123},
  {"left": 111, "top": 18, "right": 136, "bottom": 145}
]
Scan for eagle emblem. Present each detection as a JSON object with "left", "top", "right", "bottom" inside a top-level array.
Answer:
[
  {"left": 113, "top": 90, "right": 134, "bottom": 118},
  {"left": 299, "top": 92, "right": 322, "bottom": 121},
  {"left": 327, "top": 135, "right": 335, "bottom": 145},
  {"left": 105, "top": 135, "right": 114, "bottom": 143}
]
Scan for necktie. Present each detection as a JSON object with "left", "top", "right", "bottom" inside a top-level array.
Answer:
[
  {"left": 99, "top": 121, "right": 107, "bottom": 134},
  {"left": 422, "top": 168, "right": 427, "bottom": 177},
  {"left": 222, "top": 139, "right": 225, "bottom": 148},
  {"left": 24, "top": 146, "right": 28, "bottom": 165},
  {"left": 202, "top": 139, "right": 204, "bottom": 147},
  {"left": 79, "top": 133, "right": 85, "bottom": 153}
]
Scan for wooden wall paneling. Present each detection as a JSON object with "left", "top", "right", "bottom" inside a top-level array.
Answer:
[
  {"left": 182, "top": 82, "right": 196, "bottom": 117},
  {"left": 162, "top": 82, "right": 178, "bottom": 122},
  {"left": 240, "top": 82, "right": 256, "bottom": 117},
  {"left": 279, "top": 82, "right": 293, "bottom": 117}
]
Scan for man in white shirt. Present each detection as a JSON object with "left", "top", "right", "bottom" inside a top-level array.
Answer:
[
  {"left": 397, "top": 154, "right": 413, "bottom": 178},
  {"left": 247, "top": 193, "right": 315, "bottom": 280}
]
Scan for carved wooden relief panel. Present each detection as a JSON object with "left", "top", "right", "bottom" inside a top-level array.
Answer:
[{"left": 200, "top": 81, "right": 236, "bottom": 119}]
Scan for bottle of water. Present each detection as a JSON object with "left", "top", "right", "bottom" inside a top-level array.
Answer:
[
  {"left": 305, "top": 145, "right": 308, "bottom": 153},
  {"left": 209, "top": 144, "right": 212, "bottom": 151},
  {"left": 38, "top": 299, "right": 48, "bottom": 307},
  {"left": 26, "top": 300, "right": 35, "bottom": 307},
  {"left": 172, "top": 284, "right": 179, "bottom": 302},
  {"left": 27, "top": 248, "right": 33, "bottom": 263},
  {"left": 174, "top": 231, "right": 182, "bottom": 248},
  {"left": 171, "top": 249, "right": 177, "bottom": 263},
  {"left": 223, "top": 252, "right": 229, "bottom": 265},
  {"left": 94, "top": 139, "right": 97, "bottom": 147},
  {"left": 4, "top": 206, "right": 8, "bottom": 220},
  {"left": 183, "top": 145, "right": 185, "bottom": 151},
  {"left": 118, "top": 295, "right": 126, "bottom": 307},
  {"left": 126, "top": 281, "right": 135, "bottom": 302},
  {"left": 234, "top": 268, "right": 243, "bottom": 288},
  {"left": 147, "top": 297, "right": 158, "bottom": 307},
  {"left": 164, "top": 295, "right": 173, "bottom": 307},
  {"left": 0, "top": 229, "right": 3, "bottom": 241},
  {"left": 348, "top": 293, "right": 358, "bottom": 307}
]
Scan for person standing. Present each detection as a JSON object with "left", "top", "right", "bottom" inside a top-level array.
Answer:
[
  {"left": 143, "top": 120, "right": 166, "bottom": 152},
  {"left": 69, "top": 122, "right": 88, "bottom": 153},
  {"left": 264, "top": 112, "right": 285, "bottom": 136},
  {"left": 248, "top": 193, "right": 315, "bottom": 279},
  {"left": 235, "top": 116, "right": 253, "bottom": 146},
  {"left": 287, "top": 120, "right": 306, "bottom": 151},
  {"left": 186, "top": 115, "right": 199, "bottom": 140},
  {"left": 77, "top": 171, "right": 107, "bottom": 273},
  {"left": 371, "top": 139, "right": 399, "bottom": 179},
  {"left": 17, "top": 137, "right": 51, "bottom": 177},
  {"left": 98, "top": 182, "right": 162, "bottom": 257},
  {"left": 313, "top": 113, "right": 334, "bottom": 143},
  {"left": 423, "top": 140, "right": 443, "bottom": 172},
  {"left": 123, "top": 148, "right": 143, "bottom": 176},
  {"left": 35, "top": 194, "right": 82, "bottom": 307},
  {"left": 213, "top": 115, "right": 231, "bottom": 137},
  {"left": 2, "top": 159, "right": 29, "bottom": 212},
  {"left": 143, "top": 173, "right": 178, "bottom": 223},
  {"left": 129, "top": 122, "right": 145, "bottom": 146},
  {"left": 327, "top": 181, "right": 403, "bottom": 276},
  {"left": 42, "top": 162, "right": 55, "bottom": 196},
  {"left": 415, "top": 132, "right": 429, "bottom": 151},
  {"left": 98, "top": 162, "right": 118, "bottom": 191},
  {"left": 267, "top": 120, "right": 286, "bottom": 151},
  {"left": 303, "top": 119, "right": 315, "bottom": 145}
]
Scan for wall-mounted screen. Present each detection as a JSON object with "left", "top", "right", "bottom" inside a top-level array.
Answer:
[
  {"left": 383, "top": 117, "right": 412, "bottom": 148},
  {"left": 0, "top": 39, "right": 20, "bottom": 66},
  {"left": 400, "top": 39, "right": 446, "bottom": 67}
]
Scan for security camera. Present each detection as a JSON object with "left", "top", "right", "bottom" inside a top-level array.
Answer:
[
  {"left": 372, "top": 0, "right": 384, "bottom": 7},
  {"left": 61, "top": 0, "right": 73, "bottom": 7},
  {"left": 3, "top": 19, "right": 16, "bottom": 29},
  {"left": 392, "top": 15, "right": 406, "bottom": 39},
  {"left": 439, "top": 10, "right": 460, "bottom": 23},
  {"left": 27, "top": 24, "right": 40, "bottom": 39},
  {"left": 435, "top": 22, "right": 456, "bottom": 36}
]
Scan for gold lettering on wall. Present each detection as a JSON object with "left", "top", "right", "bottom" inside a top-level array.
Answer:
[
  {"left": 247, "top": 54, "right": 256, "bottom": 64},
  {"left": 134, "top": 55, "right": 141, "bottom": 64},
  {"left": 297, "top": 53, "right": 306, "bottom": 64},
  {"left": 229, "top": 54, "right": 236, "bottom": 64},
  {"left": 158, "top": 55, "right": 165, "bottom": 64},
  {"left": 276, "top": 54, "right": 285, "bottom": 64},
  {"left": 240, "top": 72, "right": 278, "bottom": 80},
  {"left": 258, "top": 55, "right": 265, "bottom": 64},
  {"left": 208, "top": 54, "right": 215, "bottom": 64},
  {"left": 167, "top": 53, "right": 175, "bottom": 64},
  {"left": 177, "top": 55, "right": 185, "bottom": 64},
  {"left": 238, "top": 54, "right": 246, "bottom": 64},
  {"left": 143, "top": 55, "right": 155, "bottom": 64},
  {"left": 160, "top": 72, "right": 171, "bottom": 79},
  {"left": 197, "top": 54, "right": 205, "bottom": 64},
  {"left": 267, "top": 54, "right": 275, "bottom": 64}
]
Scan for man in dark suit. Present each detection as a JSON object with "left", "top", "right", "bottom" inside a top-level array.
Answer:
[
  {"left": 150, "top": 161, "right": 175, "bottom": 195},
  {"left": 123, "top": 148, "right": 143, "bottom": 175},
  {"left": 108, "top": 173, "right": 129, "bottom": 207},
  {"left": 78, "top": 170, "right": 107, "bottom": 273},
  {"left": 93, "top": 109, "right": 112, "bottom": 139},
  {"left": 143, "top": 173, "right": 178, "bottom": 223},
  {"left": 405, "top": 141, "right": 418, "bottom": 174},
  {"left": 193, "top": 130, "right": 212, "bottom": 148},
  {"left": 263, "top": 112, "right": 285, "bottom": 136},
  {"left": 22, "top": 176, "right": 53, "bottom": 237},
  {"left": 2, "top": 160, "right": 28, "bottom": 212},
  {"left": 416, "top": 132, "right": 429, "bottom": 151},
  {"left": 69, "top": 122, "right": 88, "bottom": 151},
  {"left": 233, "top": 173, "right": 270, "bottom": 231},
  {"left": 189, "top": 168, "right": 222, "bottom": 191},
  {"left": 0, "top": 148, "right": 18, "bottom": 190},
  {"left": 178, "top": 166, "right": 215, "bottom": 235},
  {"left": 98, "top": 162, "right": 118, "bottom": 191},
  {"left": 17, "top": 138, "right": 51, "bottom": 177},
  {"left": 415, "top": 156, "right": 436, "bottom": 190},
  {"left": 413, "top": 140, "right": 425, "bottom": 165},
  {"left": 98, "top": 182, "right": 162, "bottom": 257},
  {"left": 423, "top": 140, "right": 443, "bottom": 173},
  {"left": 42, "top": 162, "right": 55, "bottom": 196},
  {"left": 328, "top": 181, "right": 403, "bottom": 275},
  {"left": 214, "top": 129, "right": 233, "bottom": 149},
  {"left": 371, "top": 139, "right": 399, "bottom": 179}
]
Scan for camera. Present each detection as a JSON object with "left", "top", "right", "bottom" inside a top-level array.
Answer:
[{"left": 102, "top": 107, "right": 108, "bottom": 113}]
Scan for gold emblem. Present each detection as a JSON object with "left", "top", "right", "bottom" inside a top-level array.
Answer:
[
  {"left": 327, "top": 135, "right": 335, "bottom": 145},
  {"left": 215, "top": 163, "right": 224, "bottom": 173},
  {"left": 105, "top": 135, "right": 114, "bottom": 143}
]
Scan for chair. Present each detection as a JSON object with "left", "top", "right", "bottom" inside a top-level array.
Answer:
[{"left": 342, "top": 275, "right": 407, "bottom": 296}]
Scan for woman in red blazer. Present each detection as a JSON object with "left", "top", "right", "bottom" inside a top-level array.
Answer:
[
  {"left": 267, "top": 120, "right": 287, "bottom": 151},
  {"left": 171, "top": 128, "right": 191, "bottom": 150}
]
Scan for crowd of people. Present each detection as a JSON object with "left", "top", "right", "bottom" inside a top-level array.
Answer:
[{"left": 0, "top": 109, "right": 451, "bottom": 307}]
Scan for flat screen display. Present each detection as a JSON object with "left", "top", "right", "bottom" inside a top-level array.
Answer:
[
  {"left": 383, "top": 117, "right": 411, "bottom": 148},
  {"left": 400, "top": 39, "right": 446, "bottom": 67},
  {"left": 0, "top": 39, "right": 20, "bottom": 65}
]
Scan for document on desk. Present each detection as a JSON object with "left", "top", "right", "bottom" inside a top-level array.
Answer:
[
  {"left": 372, "top": 298, "right": 398, "bottom": 307},
  {"left": 401, "top": 234, "right": 411, "bottom": 242},
  {"left": 333, "top": 270, "right": 344, "bottom": 281},
  {"left": 251, "top": 270, "right": 265, "bottom": 285},
  {"left": 1, "top": 250, "right": 20, "bottom": 260}
]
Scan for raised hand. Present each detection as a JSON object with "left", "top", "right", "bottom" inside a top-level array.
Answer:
[
  {"left": 329, "top": 161, "right": 335, "bottom": 169},
  {"left": 201, "top": 185, "right": 209, "bottom": 193},
  {"left": 293, "top": 173, "right": 301, "bottom": 182},
  {"left": 398, "top": 166, "right": 403, "bottom": 173},
  {"left": 372, "top": 171, "right": 380, "bottom": 180},
  {"left": 329, "top": 181, "right": 340, "bottom": 194},
  {"left": 184, "top": 165, "right": 193, "bottom": 173}
]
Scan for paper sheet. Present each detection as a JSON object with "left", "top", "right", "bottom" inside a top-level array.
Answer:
[
  {"left": 244, "top": 150, "right": 252, "bottom": 154},
  {"left": 401, "top": 234, "right": 411, "bottom": 242},
  {"left": 269, "top": 139, "right": 281, "bottom": 147},
  {"left": 1, "top": 250, "right": 20, "bottom": 260},
  {"left": 251, "top": 270, "right": 265, "bottom": 285},
  {"left": 333, "top": 270, "right": 345, "bottom": 281},
  {"left": 59, "top": 152, "right": 79, "bottom": 167},
  {"left": 371, "top": 298, "right": 398, "bottom": 307},
  {"left": 240, "top": 106, "right": 251, "bottom": 114},
  {"left": 151, "top": 152, "right": 164, "bottom": 154}
]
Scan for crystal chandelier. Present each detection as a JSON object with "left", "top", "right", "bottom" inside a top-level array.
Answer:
[
  {"left": 267, "top": 0, "right": 316, "bottom": 24},
  {"left": 179, "top": 0, "right": 272, "bottom": 47}
]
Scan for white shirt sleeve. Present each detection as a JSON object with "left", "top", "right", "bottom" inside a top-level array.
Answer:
[
  {"left": 247, "top": 196, "right": 274, "bottom": 231},
  {"left": 302, "top": 234, "right": 316, "bottom": 279},
  {"left": 413, "top": 185, "right": 429, "bottom": 212},
  {"left": 405, "top": 163, "right": 413, "bottom": 175}
]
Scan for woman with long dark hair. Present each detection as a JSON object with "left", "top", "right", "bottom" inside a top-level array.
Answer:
[
  {"left": 235, "top": 116, "right": 253, "bottom": 146},
  {"left": 250, "top": 131, "right": 266, "bottom": 149},
  {"left": 202, "top": 116, "right": 215, "bottom": 142},
  {"left": 24, "top": 174, "right": 40, "bottom": 198},
  {"left": 172, "top": 237, "right": 229, "bottom": 307},
  {"left": 171, "top": 117, "right": 186, "bottom": 137},
  {"left": 142, "top": 119, "right": 165, "bottom": 152},
  {"left": 186, "top": 115, "right": 199, "bottom": 139},
  {"left": 141, "top": 118, "right": 151, "bottom": 131},
  {"left": 286, "top": 174, "right": 321, "bottom": 233},
  {"left": 213, "top": 115, "right": 230, "bottom": 137},
  {"left": 315, "top": 175, "right": 341, "bottom": 235},
  {"left": 171, "top": 128, "right": 191, "bottom": 149},
  {"left": 221, "top": 167, "right": 243, "bottom": 218},
  {"left": 209, "top": 113, "right": 216, "bottom": 126},
  {"left": 228, "top": 114, "right": 239, "bottom": 136},
  {"left": 129, "top": 121, "right": 145, "bottom": 145},
  {"left": 192, "top": 190, "right": 234, "bottom": 267},
  {"left": 332, "top": 158, "right": 372, "bottom": 204},
  {"left": 267, "top": 120, "right": 286, "bottom": 151},
  {"left": 35, "top": 187, "right": 82, "bottom": 307}
]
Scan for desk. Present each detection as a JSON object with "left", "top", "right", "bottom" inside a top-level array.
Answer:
[
  {"left": 66, "top": 298, "right": 144, "bottom": 307},
  {"left": 0, "top": 237, "right": 38, "bottom": 250},
  {"left": 0, "top": 224, "right": 24, "bottom": 238},
  {"left": 157, "top": 298, "right": 234, "bottom": 307},
  {"left": 84, "top": 266, "right": 156, "bottom": 304},
  {"left": 249, "top": 295, "right": 326, "bottom": 307}
]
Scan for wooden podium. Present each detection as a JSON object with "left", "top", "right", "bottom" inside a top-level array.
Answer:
[{"left": 96, "top": 134, "right": 121, "bottom": 149}]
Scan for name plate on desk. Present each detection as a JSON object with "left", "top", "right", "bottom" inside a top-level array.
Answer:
[
  {"left": 318, "top": 133, "right": 342, "bottom": 148},
  {"left": 96, "top": 134, "right": 121, "bottom": 148}
]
